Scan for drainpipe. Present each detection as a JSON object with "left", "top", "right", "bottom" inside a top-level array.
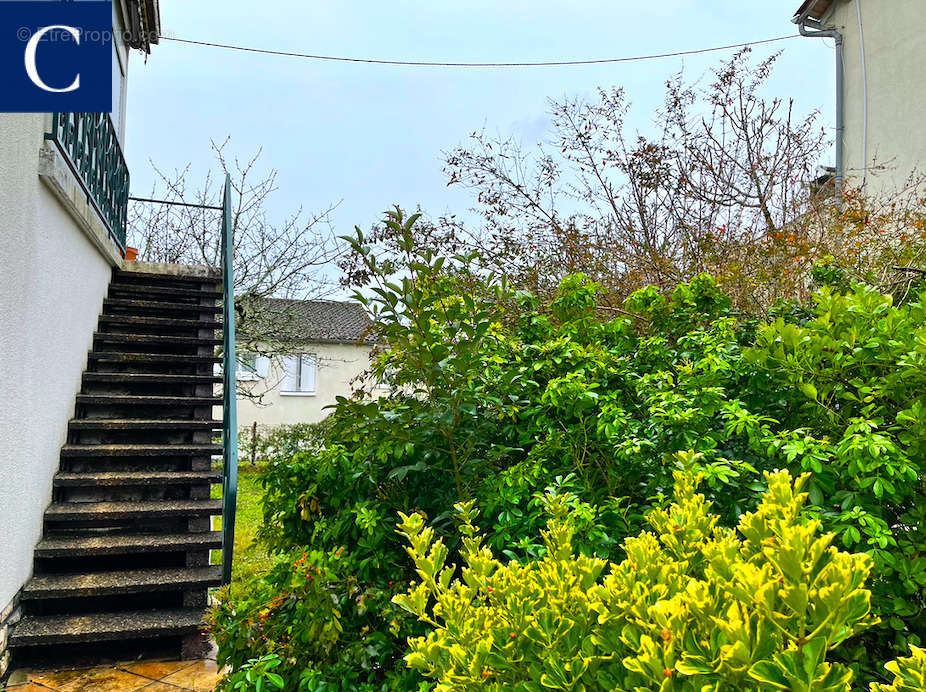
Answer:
[
  {"left": 793, "top": 6, "right": 844, "bottom": 205},
  {"left": 854, "top": 0, "right": 868, "bottom": 186}
]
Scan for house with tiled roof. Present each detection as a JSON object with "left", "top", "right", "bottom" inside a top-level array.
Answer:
[
  {"left": 235, "top": 299, "right": 383, "bottom": 427},
  {"left": 793, "top": 0, "right": 926, "bottom": 198}
]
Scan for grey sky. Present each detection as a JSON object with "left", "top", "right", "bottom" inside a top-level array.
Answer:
[{"left": 124, "top": 1, "right": 836, "bottom": 286}]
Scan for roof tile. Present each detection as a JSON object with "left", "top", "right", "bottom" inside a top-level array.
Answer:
[{"left": 253, "top": 298, "right": 375, "bottom": 345}]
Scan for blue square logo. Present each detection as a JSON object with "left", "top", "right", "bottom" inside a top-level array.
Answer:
[{"left": 0, "top": 1, "right": 112, "bottom": 113}]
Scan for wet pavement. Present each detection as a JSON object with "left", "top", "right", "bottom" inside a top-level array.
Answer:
[{"left": 5, "top": 659, "right": 223, "bottom": 691}]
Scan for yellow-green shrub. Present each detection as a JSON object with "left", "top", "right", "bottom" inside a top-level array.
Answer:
[
  {"left": 871, "top": 647, "right": 926, "bottom": 692},
  {"left": 393, "top": 470, "right": 879, "bottom": 691}
]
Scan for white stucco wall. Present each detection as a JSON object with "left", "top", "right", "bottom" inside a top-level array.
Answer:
[
  {"left": 826, "top": 0, "right": 926, "bottom": 196},
  {"left": 0, "top": 114, "right": 116, "bottom": 610},
  {"left": 236, "top": 343, "right": 381, "bottom": 427}
]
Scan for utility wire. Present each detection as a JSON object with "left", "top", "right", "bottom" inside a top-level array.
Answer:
[
  {"left": 159, "top": 34, "right": 798, "bottom": 68},
  {"left": 129, "top": 196, "right": 223, "bottom": 210}
]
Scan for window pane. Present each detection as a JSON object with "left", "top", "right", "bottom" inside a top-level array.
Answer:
[
  {"left": 300, "top": 354, "right": 317, "bottom": 392},
  {"left": 282, "top": 356, "right": 300, "bottom": 391},
  {"left": 236, "top": 352, "right": 258, "bottom": 380},
  {"left": 239, "top": 353, "right": 257, "bottom": 374}
]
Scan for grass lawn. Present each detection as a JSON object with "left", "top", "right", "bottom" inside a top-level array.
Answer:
[{"left": 213, "top": 468, "right": 275, "bottom": 593}]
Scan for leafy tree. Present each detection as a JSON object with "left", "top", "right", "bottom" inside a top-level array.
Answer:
[
  {"left": 442, "top": 50, "right": 827, "bottom": 309},
  {"left": 441, "top": 50, "right": 926, "bottom": 314}
]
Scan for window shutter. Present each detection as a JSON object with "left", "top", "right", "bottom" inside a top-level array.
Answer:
[
  {"left": 282, "top": 356, "right": 299, "bottom": 391},
  {"left": 256, "top": 356, "right": 270, "bottom": 378},
  {"left": 300, "top": 354, "right": 317, "bottom": 392}
]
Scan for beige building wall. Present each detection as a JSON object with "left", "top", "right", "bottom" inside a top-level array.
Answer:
[
  {"left": 823, "top": 0, "right": 926, "bottom": 196},
  {"left": 236, "top": 342, "right": 381, "bottom": 427}
]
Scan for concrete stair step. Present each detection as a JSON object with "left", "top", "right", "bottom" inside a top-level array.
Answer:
[
  {"left": 45, "top": 499, "right": 222, "bottom": 522},
  {"left": 13, "top": 268, "right": 229, "bottom": 662},
  {"left": 82, "top": 372, "right": 222, "bottom": 385},
  {"left": 54, "top": 470, "right": 222, "bottom": 487},
  {"left": 98, "top": 315, "right": 223, "bottom": 330},
  {"left": 69, "top": 419, "right": 221, "bottom": 431},
  {"left": 103, "top": 298, "right": 220, "bottom": 314},
  {"left": 76, "top": 394, "right": 222, "bottom": 406},
  {"left": 9, "top": 609, "right": 205, "bottom": 646},
  {"left": 108, "top": 284, "right": 221, "bottom": 300},
  {"left": 114, "top": 269, "right": 220, "bottom": 285},
  {"left": 87, "top": 352, "right": 222, "bottom": 365},
  {"left": 93, "top": 333, "right": 222, "bottom": 347},
  {"left": 22, "top": 567, "right": 222, "bottom": 600},
  {"left": 60, "top": 444, "right": 222, "bottom": 457},
  {"left": 34, "top": 532, "right": 223, "bottom": 558}
]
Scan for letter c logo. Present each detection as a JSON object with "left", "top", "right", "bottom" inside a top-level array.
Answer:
[{"left": 24, "top": 25, "right": 81, "bottom": 93}]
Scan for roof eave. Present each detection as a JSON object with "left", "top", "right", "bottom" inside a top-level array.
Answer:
[
  {"left": 301, "top": 337, "right": 376, "bottom": 347},
  {"left": 125, "top": 0, "right": 160, "bottom": 53},
  {"left": 793, "top": 0, "right": 835, "bottom": 22},
  {"left": 145, "top": 0, "right": 161, "bottom": 47},
  {"left": 236, "top": 336, "right": 376, "bottom": 347}
]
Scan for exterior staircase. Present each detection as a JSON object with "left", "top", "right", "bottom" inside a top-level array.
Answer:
[{"left": 9, "top": 266, "right": 226, "bottom": 663}]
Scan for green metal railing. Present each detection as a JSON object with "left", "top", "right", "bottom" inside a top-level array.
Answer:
[
  {"left": 45, "top": 113, "right": 130, "bottom": 252},
  {"left": 220, "top": 174, "right": 239, "bottom": 585},
  {"left": 128, "top": 179, "right": 238, "bottom": 583}
]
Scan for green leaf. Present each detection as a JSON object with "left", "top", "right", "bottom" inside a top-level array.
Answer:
[
  {"left": 748, "top": 660, "right": 790, "bottom": 689},
  {"left": 799, "top": 382, "right": 818, "bottom": 401}
]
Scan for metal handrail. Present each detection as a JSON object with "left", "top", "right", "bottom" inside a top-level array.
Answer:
[
  {"left": 45, "top": 113, "right": 129, "bottom": 252},
  {"left": 220, "top": 173, "right": 239, "bottom": 585}
]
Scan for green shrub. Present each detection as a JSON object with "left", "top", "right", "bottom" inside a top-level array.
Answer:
[
  {"left": 216, "top": 210, "right": 926, "bottom": 687},
  {"left": 221, "top": 653, "right": 286, "bottom": 692},
  {"left": 210, "top": 547, "right": 424, "bottom": 690},
  {"left": 238, "top": 421, "right": 331, "bottom": 468},
  {"left": 871, "top": 646, "right": 926, "bottom": 692},
  {"left": 394, "top": 470, "right": 876, "bottom": 691},
  {"left": 750, "top": 285, "right": 926, "bottom": 667}
]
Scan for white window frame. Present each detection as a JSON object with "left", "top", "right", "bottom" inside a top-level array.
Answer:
[
  {"left": 281, "top": 353, "right": 317, "bottom": 396},
  {"left": 236, "top": 352, "right": 269, "bottom": 381},
  {"left": 237, "top": 353, "right": 258, "bottom": 381},
  {"left": 375, "top": 368, "right": 394, "bottom": 391},
  {"left": 111, "top": 1, "right": 129, "bottom": 144}
]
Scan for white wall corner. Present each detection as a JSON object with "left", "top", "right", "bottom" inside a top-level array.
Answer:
[
  {"left": 37, "top": 142, "right": 123, "bottom": 268},
  {"left": 0, "top": 590, "right": 21, "bottom": 679}
]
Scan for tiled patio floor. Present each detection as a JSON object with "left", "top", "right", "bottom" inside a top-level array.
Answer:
[{"left": 5, "top": 659, "right": 223, "bottom": 691}]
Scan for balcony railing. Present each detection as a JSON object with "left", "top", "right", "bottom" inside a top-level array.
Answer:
[
  {"left": 44, "top": 113, "right": 130, "bottom": 252},
  {"left": 220, "top": 174, "right": 239, "bottom": 585}
]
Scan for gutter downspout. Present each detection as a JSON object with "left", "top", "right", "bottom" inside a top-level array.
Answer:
[
  {"left": 793, "top": 7, "right": 844, "bottom": 205},
  {"left": 854, "top": 0, "right": 868, "bottom": 186}
]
